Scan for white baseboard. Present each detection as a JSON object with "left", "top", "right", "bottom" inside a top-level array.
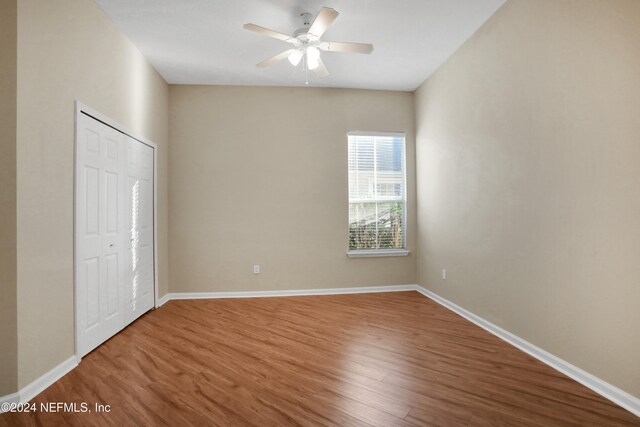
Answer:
[
  {"left": 415, "top": 286, "right": 640, "bottom": 418},
  {"left": 0, "top": 355, "right": 78, "bottom": 413},
  {"left": 157, "top": 293, "right": 171, "bottom": 307},
  {"left": 161, "top": 284, "right": 417, "bottom": 302},
  {"left": 0, "top": 391, "right": 20, "bottom": 412},
  {"left": 19, "top": 356, "right": 78, "bottom": 404}
]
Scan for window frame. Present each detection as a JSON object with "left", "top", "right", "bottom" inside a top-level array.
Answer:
[{"left": 346, "top": 131, "right": 409, "bottom": 258}]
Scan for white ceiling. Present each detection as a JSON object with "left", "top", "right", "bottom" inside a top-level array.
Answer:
[{"left": 95, "top": 0, "right": 505, "bottom": 91}]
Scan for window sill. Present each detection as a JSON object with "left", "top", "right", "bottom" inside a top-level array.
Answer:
[{"left": 346, "top": 250, "right": 410, "bottom": 258}]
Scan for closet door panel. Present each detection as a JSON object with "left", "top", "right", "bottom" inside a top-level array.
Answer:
[
  {"left": 76, "top": 114, "right": 126, "bottom": 356},
  {"left": 123, "top": 136, "right": 155, "bottom": 325}
]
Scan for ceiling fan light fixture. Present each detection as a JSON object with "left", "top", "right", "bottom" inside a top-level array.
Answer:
[
  {"left": 288, "top": 49, "right": 303, "bottom": 66},
  {"left": 306, "top": 46, "right": 320, "bottom": 70}
]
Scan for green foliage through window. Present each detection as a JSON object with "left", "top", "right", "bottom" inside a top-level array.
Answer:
[{"left": 349, "top": 202, "right": 403, "bottom": 250}]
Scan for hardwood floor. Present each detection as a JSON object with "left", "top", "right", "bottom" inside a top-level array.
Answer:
[{"left": 1, "top": 291, "right": 638, "bottom": 426}]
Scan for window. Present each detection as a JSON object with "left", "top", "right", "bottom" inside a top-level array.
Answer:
[{"left": 348, "top": 132, "right": 408, "bottom": 257}]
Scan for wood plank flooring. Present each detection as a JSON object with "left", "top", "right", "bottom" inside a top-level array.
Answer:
[{"left": 1, "top": 291, "right": 638, "bottom": 426}]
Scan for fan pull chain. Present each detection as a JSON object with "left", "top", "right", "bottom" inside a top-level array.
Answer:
[{"left": 304, "top": 52, "right": 309, "bottom": 85}]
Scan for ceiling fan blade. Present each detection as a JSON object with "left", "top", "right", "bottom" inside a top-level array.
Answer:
[
  {"left": 313, "top": 57, "right": 329, "bottom": 78},
  {"left": 256, "top": 49, "right": 295, "bottom": 68},
  {"left": 243, "top": 23, "right": 293, "bottom": 43},
  {"left": 319, "top": 41, "right": 374, "bottom": 54},
  {"left": 307, "top": 7, "right": 339, "bottom": 39}
]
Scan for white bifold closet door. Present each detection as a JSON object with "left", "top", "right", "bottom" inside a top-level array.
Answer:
[{"left": 76, "top": 112, "right": 155, "bottom": 357}]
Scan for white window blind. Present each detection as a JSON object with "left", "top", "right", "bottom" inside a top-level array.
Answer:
[{"left": 348, "top": 133, "right": 406, "bottom": 252}]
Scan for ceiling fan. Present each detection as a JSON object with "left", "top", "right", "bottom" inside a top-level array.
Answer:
[{"left": 243, "top": 7, "right": 374, "bottom": 81}]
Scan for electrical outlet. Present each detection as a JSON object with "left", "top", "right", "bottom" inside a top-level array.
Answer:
[
  {"left": 253, "top": 264, "right": 260, "bottom": 274},
  {"left": 442, "top": 269, "right": 447, "bottom": 280}
]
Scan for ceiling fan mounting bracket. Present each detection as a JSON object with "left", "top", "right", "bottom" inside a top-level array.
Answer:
[
  {"left": 293, "top": 12, "right": 315, "bottom": 41},
  {"left": 300, "top": 12, "right": 312, "bottom": 27}
]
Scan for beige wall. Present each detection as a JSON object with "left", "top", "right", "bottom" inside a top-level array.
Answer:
[
  {"left": 16, "top": 0, "right": 169, "bottom": 388},
  {"left": 415, "top": 0, "right": 640, "bottom": 397},
  {"left": 169, "top": 86, "right": 416, "bottom": 293},
  {"left": 0, "top": 0, "right": 18, "bottom": 397}
]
